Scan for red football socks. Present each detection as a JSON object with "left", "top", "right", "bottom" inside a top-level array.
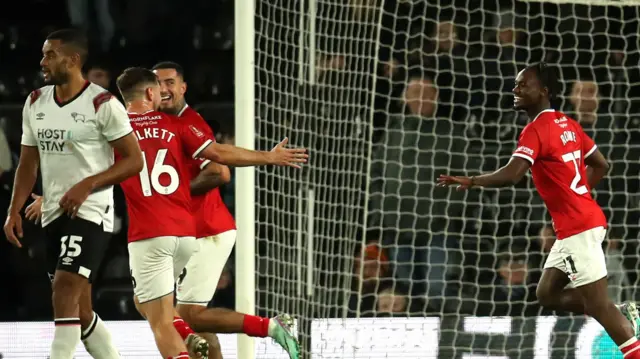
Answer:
[
  {"left": 242, "top": 315, "right": 270, "bottom": 337},
  {"left": 173, "top": 316, "right": 195, "bottom": 340},
  {"left": 167, "top": 352, "right": 189, "bottom": 359},
  {"left": 620, "top": 337, "right": 640, "bottom": 358}
]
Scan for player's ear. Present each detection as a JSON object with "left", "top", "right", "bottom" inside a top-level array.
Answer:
[
  {"left": 541, "top": 86, "right": 549, "bottom": 99},
  {"left": 180, "top": 81, "right": 187, "bottom": 96},
  {"left": 145, "top": 87, "right": 153, "bottom": 102},
  {"left": 68, "top": 52, "right": 82, "bottom": 69}
]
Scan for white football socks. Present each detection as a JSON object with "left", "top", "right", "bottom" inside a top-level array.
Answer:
[
  {"left": 50, "top": 318, "right": 81, "bottom": 359},
  {"left": 82, "top": 312, "right": 121, "bottom": 359}
]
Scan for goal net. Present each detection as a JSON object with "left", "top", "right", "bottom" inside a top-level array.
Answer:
[{"left": 252, "top": 0, "right": 640, "bottom": 357}]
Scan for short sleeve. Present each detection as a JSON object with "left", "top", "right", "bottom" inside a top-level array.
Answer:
[
  {"left": 180, "top": 123, "right": 214, "bottom": 159},
  {"left": 581, "top": 129, "right": 598, "bottom": 158},
  {"left": 512, "top": 125, "right": 541, "bottom": 165},
  {"left": 98, "top": 97, "right": 133, "bottom": 141},
  {"left": 20, "top": 96, "right": 37, "bottom": 147},
  {"left": 183, "top": 112, "right": 215, "bottom": 168}
]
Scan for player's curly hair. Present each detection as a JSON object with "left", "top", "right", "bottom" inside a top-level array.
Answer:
[{"left": 526, "top": 62, "right": 559, "bottom": 100}]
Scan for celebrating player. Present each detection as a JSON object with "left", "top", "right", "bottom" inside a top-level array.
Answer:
[
  {"left": 116, "top": 67, "right": 306, "bottom": 359},
  {"left": 152, "top": 61, "right": 300, "bottom": 359},
  {"left": 116, "top": 67, "right": 210, "bottom": 359},
  {"left": 437, "top": 63, "right": 640, "bottom": 358},
  {"left": 3, "top": 29, "right": 144, "bottom": 359}
]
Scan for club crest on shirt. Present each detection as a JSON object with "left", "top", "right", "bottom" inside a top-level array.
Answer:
[{"left": 71, "top": 112, "right": 86, "bottom": 123}]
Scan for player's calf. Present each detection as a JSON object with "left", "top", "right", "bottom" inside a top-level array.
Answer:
[
  {"left": 177, "top": 304, "right": 298, "bottom": 359},
  {"left": 80, "top": 311, "right": 121, "bottom": 359},
  {"left": 138, "top": 295, "right": 191, "bottom": 359},
  {"left": 575, "top": 277, "right": 638, "bottom": 358},
  {"left": 50, "top": 271, "right": 87, "bottom": 359},
  {"left": 77, "top": 284, "right": 121, "bottom": 358},
  {"left": 176, "top": 304, "right": 268, "bottom": 336}
]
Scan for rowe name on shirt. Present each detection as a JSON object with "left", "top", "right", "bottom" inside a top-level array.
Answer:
[{"left": 560, "top": 130, "right": 577, "bottom": 145}]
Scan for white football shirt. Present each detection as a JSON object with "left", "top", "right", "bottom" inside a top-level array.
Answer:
[{"left": 21, "top": 82, "right": 133, "bottom": 230}]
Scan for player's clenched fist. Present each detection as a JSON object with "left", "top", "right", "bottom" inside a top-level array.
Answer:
[
  {"left": 269, "top": 137, "right": 309, "bottom": 169},
  {"left": 3, "top": 212, "right": 24, "bottom": 248},
  {"left": 59, "top": 178, "right": 95, "bottom": 218},
  {"left": 437, "top": 174, "right": 474, "bottom": 191}
]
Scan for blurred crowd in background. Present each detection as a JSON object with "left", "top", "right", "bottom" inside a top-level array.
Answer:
[{"left": 0, "top": 0, "right": 639, "bottom": 323}]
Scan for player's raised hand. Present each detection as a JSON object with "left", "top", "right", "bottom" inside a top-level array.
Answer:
[
  {"left": 437, "top": 174, "right": 473, "bottom": 191},
  {"left": 25, "top": 193, "right": 43, "bottom": 224},
  {"left": 269, "top": 138, "right": 308, "bottom": 169},
  {"left": 3, "top": 213, "right": 24, "bottom": 248},
  {"left": 60, "top": 178, "right": 94, "bottom": 218}
]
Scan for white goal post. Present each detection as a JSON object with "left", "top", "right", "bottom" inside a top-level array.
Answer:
[{"left": 236, "top": 0, "right": 640, "bottom": 358}]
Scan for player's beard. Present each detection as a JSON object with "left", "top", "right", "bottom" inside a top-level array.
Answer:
[
  {"left": 44, "top": 70, "right": 70, "bottom": 86},
  {"left": 159, "top": 98, "right": 185, "bottom": 115}
]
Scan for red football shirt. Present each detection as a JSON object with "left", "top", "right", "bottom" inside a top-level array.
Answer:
[
  {"left": 178, "top": 105, "right": 236, "bottom": 238},
  {"left": 512, "top": 109, "right": 607, "bottom": 240},
  {"left": 120, "top": 110, "right": 214, "bottom": 242}
]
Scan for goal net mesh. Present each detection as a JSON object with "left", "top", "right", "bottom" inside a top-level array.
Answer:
[{"left": 253, "top": 0, "right": 640, "bottom": 357}]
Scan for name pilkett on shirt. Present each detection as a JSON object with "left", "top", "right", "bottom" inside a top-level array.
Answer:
[
  {"left": 134, "top": 127, "right": 176, "bottom": 143},
  {"left": 36, "top": 128, "right": 72, "bottom": 152}
]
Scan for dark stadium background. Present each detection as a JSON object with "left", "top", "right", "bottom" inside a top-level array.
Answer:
[{"left": 0, "top": 0, "right": 639, "bottom": 357}]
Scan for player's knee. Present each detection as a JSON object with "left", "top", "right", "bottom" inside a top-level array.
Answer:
[
  {"left": 133, "top": 296, "right": 148, "bottom": 319},
  {"left": 176, "top": 304, "right": 206, "bottom": 329},
  {"left": 536, "top": 284, "right": 554, "bottom": 308}
]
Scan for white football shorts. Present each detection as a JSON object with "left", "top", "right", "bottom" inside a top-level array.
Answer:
[
  {"left": 176, "top": 230, "right": 237, "bottom": 306},
  {"left": 543, "top": 226, "right": 607, "bottom": 288},
  {"left": 128, "top": 236, "right": 199, "bottom": 303}
]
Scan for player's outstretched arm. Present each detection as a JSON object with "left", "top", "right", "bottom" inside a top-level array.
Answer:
[
  {"left": 4, "top": 145, "right": 40, "bottom": 247},
  {"left": 59, "top": 133, "right": 143, "bottom": 217},
  {"left": 438, "top": 157, "right": 531, "bottom": 190},
  {"left": 200, "top": 137, "right": 308, "bottom": 168},
  {"left": 584, "top": 148, "right": 609, "bottom": 189},
  {"left": 190, "top": 162, "right": 231, "bottom": 196}
]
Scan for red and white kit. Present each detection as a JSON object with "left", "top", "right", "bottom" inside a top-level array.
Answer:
[
  {"left": 120, "top": 110, "right": 214, "bottom": 303},
  {"left": 512, "top": 109, "right": 608, "bottom": 287},
  {"left": 175, "top": 105, "right": 237, "bottom": 306}
]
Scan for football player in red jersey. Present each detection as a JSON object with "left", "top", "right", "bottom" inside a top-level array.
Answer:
[
  {"left": 114, "top": 67, "right": 306, "bottom": 359},
  {"left": 152, "top": 61, "right": 299, "bottom": 359},
  {"left": 438, "top": 63, "right": 640, "bottom": 358},
  {"left": 116, "top": 67, "right": 208, "bottom": 359}
]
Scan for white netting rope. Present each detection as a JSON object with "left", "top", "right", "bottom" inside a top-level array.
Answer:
[{"left": 253, "top": 1, "right": 640, "bottom": 357}]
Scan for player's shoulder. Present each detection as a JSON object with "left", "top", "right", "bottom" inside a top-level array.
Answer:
[
  {"left": 25, "top": 85, "right": 54, "bottom": 107},
  {"left": 179, "top": 105, "right": 205, "bottom": 122},
  {"left": 85, "top": 83, "right": 117, "bottom": 113},
  {"left": 535, "top": 109, "right": 584, "bottom": 133},
  {"left": 534, "top": 109, "right": 576, "bottom": 125}
]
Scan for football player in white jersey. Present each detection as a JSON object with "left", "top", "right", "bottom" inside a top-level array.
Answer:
[{"left": 3, "top": 29, "right": 144, "bottom": 359}]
